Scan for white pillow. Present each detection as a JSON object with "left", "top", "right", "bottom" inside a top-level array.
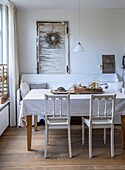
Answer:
[
  {"left": 108, "top": 81, "right": 123, "bottom": 92},
  {"left": 20, "top": 81, "right": 30, "bottom": 99},
  {"left": 29, "top": 83, "right": 48, "bottom": 89}
]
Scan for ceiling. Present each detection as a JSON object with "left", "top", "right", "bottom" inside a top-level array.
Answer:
[{"left": 6, "top": 0, "right": 125, "bottom": 10}]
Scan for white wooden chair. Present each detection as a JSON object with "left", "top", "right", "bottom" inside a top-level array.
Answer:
[
  {"left": 82, "top": 94, "right": 116, "bottom": 158},
  {"left": 44, "top": 94, "right": 72, "bottom": 158}
]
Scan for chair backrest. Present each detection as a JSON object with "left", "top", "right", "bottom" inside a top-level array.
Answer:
[
  {"left": 90, "top": 94, "right": 116, "bottom": 124},
  {"left": 44, "top": 94, "right": 70, "bottom": 121}
]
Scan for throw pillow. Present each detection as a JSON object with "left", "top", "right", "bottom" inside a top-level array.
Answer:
[
  {"left": 20, "top": 81, "right": 30, "bottom": 99},
  {"left": 29, "top": 83, "right": 48, "bottom": 89},
  {"left": 108, "top": 81, "right": 123, "bottom": 92}
]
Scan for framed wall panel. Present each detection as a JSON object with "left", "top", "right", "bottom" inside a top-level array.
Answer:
[
  {"left": 102, "top": 55, "right": 115, "bottom": 73},
  {"left": 36, "top": 21, "right": 70, "bottom": 74}
]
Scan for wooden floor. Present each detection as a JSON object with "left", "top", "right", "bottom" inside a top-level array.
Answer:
[{"left": 0, "top": 125, "right": 125, "bottom": 170}]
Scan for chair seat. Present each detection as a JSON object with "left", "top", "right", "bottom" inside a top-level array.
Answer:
[
  {"left": 47, "top": 115, "right": 68, "bottom": 119},
  {"left": 47, "top": 119, "right": 68, "bottom": 127},
  {"left": 83, "top": 117, "right": 112, "bottom": 128},
  {"left": 47, "top": 116, "right": 68, "bottom": 125}
]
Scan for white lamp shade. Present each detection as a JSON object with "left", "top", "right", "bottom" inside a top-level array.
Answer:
[{"left": 73, "top": 42, "right": 85, "bottom": 52}]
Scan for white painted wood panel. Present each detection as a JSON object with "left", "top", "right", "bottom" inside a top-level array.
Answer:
[
  {"left": 0, "top": 105, "right": 9, "bottom": 136},
  {"left": 37, "top": 21, "right": 69, "bottom": 74}
]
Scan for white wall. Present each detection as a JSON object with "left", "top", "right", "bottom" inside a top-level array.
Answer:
[{"left": 17, "top": 8, "right": 125, "bottom": 79}]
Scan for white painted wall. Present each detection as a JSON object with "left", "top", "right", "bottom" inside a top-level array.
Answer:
[{"left": 17, "top": 8, "right": 125, "bottom": 79}]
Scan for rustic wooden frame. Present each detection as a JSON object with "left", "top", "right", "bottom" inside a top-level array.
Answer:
[
  {"left": 102, "top": 55, "right": 115, "bottom": 73},
  {"left": 36, "top": 21, "right": 70, "bottom": 74}
]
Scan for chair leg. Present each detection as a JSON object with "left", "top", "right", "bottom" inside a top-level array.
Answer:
[
  {"left": 111, "top": 126, "right": 114, "bottom": 157},
  {"left": 89, "top": 127, "right": 92, "bottom": 158},
  {"left": 47, "top": 127, "right": 49, "bottom": 145},
  {"left": 104, "top": 128, "right": 106, "bottom": 144},
  {"left": 68, "top": 127, "right": 72, "bottom": 158},
  {"left": 82, "top": 117, "right": 85, "bottom": 145},
  {"left": 44, "top": 125, "right": 48, "bottom": 159}
]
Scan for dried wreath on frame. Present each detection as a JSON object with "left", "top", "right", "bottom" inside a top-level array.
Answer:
[
  {"left": 44, "top": 32, "right": 61, "bottom": 47},
  {"left": 36, "top": 21, "right": 70, "bottom": 74}
]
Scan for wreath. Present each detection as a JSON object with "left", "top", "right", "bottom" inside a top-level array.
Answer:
[{"left": 45, "top": 32, "right": 61, "bottom": 46}]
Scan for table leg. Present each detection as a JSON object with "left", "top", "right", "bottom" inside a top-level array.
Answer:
[
  {"left": 27, "top": 115, "right": 32, "bottom": 151},
  {"left": 121, "top": 115, "right": 125, "bottom": 149},
  {"left": 34, "top": 115, "right": 38, "bottom": 131}
]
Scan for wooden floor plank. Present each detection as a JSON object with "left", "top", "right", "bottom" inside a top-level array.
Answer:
[{"left": 0, "top": 125, "right": 125, "bottom": 170}]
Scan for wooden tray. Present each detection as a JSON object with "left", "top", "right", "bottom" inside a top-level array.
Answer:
[
  {"left": 74, "top": 86, "right": 104, "bottom": 94},
  {"left": 51, "top": 89, "right": 104, "bottom": 94},
  {"left": 51, "top": 90, "right": 75, "bottom": 94}
]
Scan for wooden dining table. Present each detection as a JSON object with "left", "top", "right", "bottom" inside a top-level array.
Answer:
[{"left": 19, "top": 89, "right": 125, "bottom": 151}]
